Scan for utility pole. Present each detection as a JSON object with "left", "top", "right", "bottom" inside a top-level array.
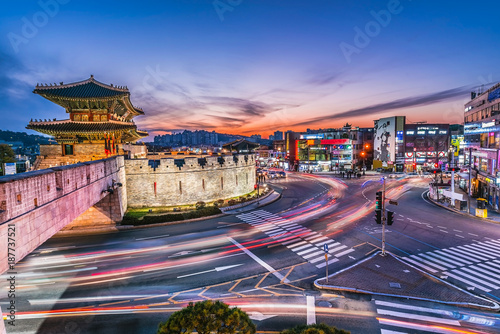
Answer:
[
  {"left": 468, "top": 147, "right": 472, "bottom": 214},
  {"left": 381, "top": 177, "right": 387, "bottom": 256}
]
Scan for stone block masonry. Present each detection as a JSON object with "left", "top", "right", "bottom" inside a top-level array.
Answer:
[
  {"left": 126, "top": 154, "right": 256, "bottom": 207},
  {"left": 0, "top": 156, "right": 127, "bottom": 274}
]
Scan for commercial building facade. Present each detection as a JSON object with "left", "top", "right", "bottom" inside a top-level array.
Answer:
[
  {"left": 464, "top": 83, "right": 500, "bottom": 209},
  {"left": 285, "top": 125, "right": 373, "bottom": 172}
]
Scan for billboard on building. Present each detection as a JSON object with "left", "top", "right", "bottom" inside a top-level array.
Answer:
[
  {"left": 3, "top": 162, "right": 16, "bottom": 175},
  {"left": 374, "top": 117, "right": 396, "bottom": 163}
]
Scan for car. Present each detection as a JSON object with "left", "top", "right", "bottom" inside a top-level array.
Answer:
[
  {"left": 268, "top": 171, "right": 277, "bottom": 179},
  {"left": 278, "top": 171, "right": 286, "bottom": 178}
]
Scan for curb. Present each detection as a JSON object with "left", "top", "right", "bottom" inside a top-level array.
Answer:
[
  {"left": 424, "top": 190, "right": 500, "bottom": 225},
  {"left": 314, "top": 251, "right": 500, "bottom": 311},
  {"left": 220, "top": 190, "right": 275, "bottom": 212},
  {"left": 54, "top": 191, "right": 281, "bottom": 237}
]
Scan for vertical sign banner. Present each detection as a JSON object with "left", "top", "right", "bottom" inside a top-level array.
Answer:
[{"left": 374, "top": 117, "right": 396, "bottom": 163}]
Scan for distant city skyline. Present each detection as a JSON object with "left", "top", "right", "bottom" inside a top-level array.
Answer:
[{"left": 1, "top": 1, "right": 500, "bottom": 141}]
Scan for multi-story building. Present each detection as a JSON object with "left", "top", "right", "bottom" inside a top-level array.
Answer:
[
  {"left": 274, "top": 131, "right": 284, "bottom": 141},
  {"left": 464, "top": 83, "right": 500, "bottom": 209},
  {"left": 286, "top": 124, "right": 372, "bottom": 172},
  {"left": 403, "top": 123, "right": 451, "bottom": 172}
]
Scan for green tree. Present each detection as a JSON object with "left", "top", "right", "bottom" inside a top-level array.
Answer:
[
  {"left": 281, "top": 323, "right": 350, "bottom": 334},
  {"left": 157, "top": 300, "right": 256, "bottom": 334},
  {"left": 0, "top": 144, "right": 16, "bottom": 164}
]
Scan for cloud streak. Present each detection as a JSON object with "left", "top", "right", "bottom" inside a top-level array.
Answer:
[{"left": 289, "top": 86, "right": 472, "bottom": 128}]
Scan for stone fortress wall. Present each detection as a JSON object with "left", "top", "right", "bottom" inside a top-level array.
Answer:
[
  {"left": 0, "top": 157, "right": 127, "bottom": 275},
  {"left": 126, "top": 154, "right": 256, "bottom": 207}
]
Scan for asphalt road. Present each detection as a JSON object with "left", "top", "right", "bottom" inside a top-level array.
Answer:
[{"left": 1, "top": 173, "right": 500, "bottom": 334}]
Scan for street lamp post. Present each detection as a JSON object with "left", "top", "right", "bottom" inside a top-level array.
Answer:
[{"left": 361, "top": 151, "right": 366, "bottom": 175}]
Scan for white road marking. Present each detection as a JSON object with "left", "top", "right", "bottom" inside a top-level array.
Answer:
[
  {"left": 306, "top": 296, "right": 316, "bottom": 325},
  {"left": 376, "top": 309, "right": 460, "bottom": 326},
  {"left": 135, "top": 234, "right": 170, "bottom": 241},
  {"left": 227, "top": 237, "right": 289, "bottom": 283}
]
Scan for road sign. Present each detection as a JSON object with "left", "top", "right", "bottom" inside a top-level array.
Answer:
[
  {"left": 389, "top": 200, "right": 398, "bottom": 205},
  {"left": 323, "top": 243, "right": 328, "bottom": 253}
]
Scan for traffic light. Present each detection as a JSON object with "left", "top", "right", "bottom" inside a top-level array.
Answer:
[
  {"left": 387, "top": 210, "right": 394, "bottom": 225},
  {"left": 375, "top": 191, "right": 383, "bottom": 211},
  {"left": 434, "top": 163, "right": 438, "bottom": 168},
  {"left": 375, "top": 210, "right": 382, "bottom": 224}
]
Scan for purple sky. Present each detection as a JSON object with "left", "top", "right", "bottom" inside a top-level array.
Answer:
[{"left": 1, "top": 0, "right": 500, "bottom": 140}]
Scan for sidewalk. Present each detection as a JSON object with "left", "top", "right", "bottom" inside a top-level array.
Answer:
[
  {"left": 315, "top": 251, "right": 499, "bottom": 310},
  {"left": 427, "top": 186, "right": 500, "bottom": 224}
]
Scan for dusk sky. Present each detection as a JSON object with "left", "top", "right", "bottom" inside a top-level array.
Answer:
[{"left": 1, "top": 0, "right": 500, "bottom": 140}]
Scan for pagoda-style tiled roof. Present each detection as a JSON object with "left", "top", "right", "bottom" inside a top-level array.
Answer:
[
  {"left": 26, "top": 119, "right": 147, "bottom": 142},
  {"left": 33, "top": 75, "right": 144, "bottom": 116},
  {"left": 34, "top": 75, "right": 129, "bottom": 98}
]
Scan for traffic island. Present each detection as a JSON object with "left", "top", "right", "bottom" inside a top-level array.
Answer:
[{"left": 314, "top": 251, "right": 499, "bottom": 310}]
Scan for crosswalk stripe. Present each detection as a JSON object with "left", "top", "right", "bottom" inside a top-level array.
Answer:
[
  {"left": 297, "top": 247, "right": 319, "bottom": 256},
  {"left": 477, "top": 263, "right": 500, "bottom": 275},
  {"left": 279, "top": 222, "right": 298, "bottom": 228},
  {"left": 429, "top": 251, "right": 469, "bottom": 266},
  {"left": 458, "top": 245, "right": 496, "bottom": 259},
  {"left": 321, "top": 241, "right": 341, "bottom": 248},
  {"left": 484, "top": 240, "right": 500, "bottom": 249},
  {"left": 435, "top": 249, "right": 472, "bottom": 265},
  {"left": 288, "top": 241, "right": 307, "bottom": 249},
  {"left": 269, "top": 231, "right": 286, "bottom": 237},
  {"left": 410, "top": 255, "right": 447, "bottom": 271},
  {"left": 323, "top": 240, "right": 339, "bottom": 245},
  {"left": 238, "top": 209, "right": 354, "bottom": 266},
  {"left": 316, "top": 258, "right": 339, "bottom": 268},
  {"left": 468, "top": 243, "right": 500, "bottom": 258},
  {"left": 489, "top": 261, "right": 500, "bottom": 271},
  {"left": 471, "top": 264, "right": 500, "bottom": 277},
  {"left": 282, "top": 237, "right": 301, "bottom": 246},
  {"left": 472, "top": 243, "right": 500, "bottom": 256},
  {"left": 443, "top": 271, "right": 492, "bottom": 292},
  {"left": 460, "top": 267, "right": 500, "bottom": 286},
  {"left": 487, "top": 239, "right": 500, "bottom": 246},
  {"left": 450, "top": 269, "right": 499, "bottom": 289},
  {"left": 291, "top": 244, "right": 311, "bottom": 252},
  {"left": 304, "top": 233, "right": 320, "bottom": 240},
  {"left": 419, "top": 253, "right": 455, "bottom": 268},
  {"left": 309, "top": 255, "right": 325, "bottom": 263},
  {"left": 380, "top": 330, "right": 406, "bottom": 334},
  {"left": 449, "top": 247, "right": 484, "bottom": 262},
  {"left": 329, "top": 245, "right": 347, "bottom": 253},
  {"left": 402, "top": 257, "right": 438, "bottom": 273},
  {"left": 378, "top": 318, "right": 460, "bottom": 333},
  {"left": 376, "top": 309, "right": 461, "bottom": 326},
  {"left": 439, "top": 248, "right": 475, "bottom": 264},
  {"left": 374, "top": 300, "right": 455, "bottom": 316},
  {"left": 335, "top": 248, "right": 355, "bottom": 257},
  {"left": 303, "top": 250, "right": 324, "bottom": 259},
  {"left": 308, "top": 236, "right": 328, "bottom": 243},
  {"left": 481, "top": 242, "right": 500, "bottom": 253}
]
